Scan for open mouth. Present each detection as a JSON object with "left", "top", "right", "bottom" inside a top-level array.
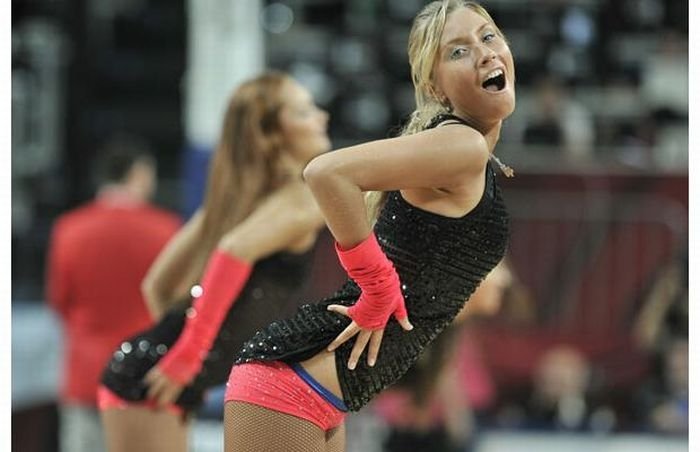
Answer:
[{"left": 481, "top": 69, "right": 506, "bottom": 92}]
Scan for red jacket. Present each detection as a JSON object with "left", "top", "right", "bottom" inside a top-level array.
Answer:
[{"left": 46, "top": 193, "right": 181, "bottom": 405}]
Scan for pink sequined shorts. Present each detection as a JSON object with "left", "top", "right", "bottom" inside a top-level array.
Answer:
[
  {"left": 225, "top": 360, "right": 346, "bottom": 431},
  {"left": 97, "top": 385, "right": 184, "bottom": 417}
]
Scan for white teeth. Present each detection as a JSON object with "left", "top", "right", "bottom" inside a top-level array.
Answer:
[{"left": 484, "top": 69, "right": 504, "bottom": 81}]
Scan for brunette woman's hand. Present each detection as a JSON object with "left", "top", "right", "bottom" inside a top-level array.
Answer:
[
  {"left": 326, "top": 304, "right": 413, "bottom": 370},
  {"left": 143, "top": 365, "right": 186, "bottom": 408}
]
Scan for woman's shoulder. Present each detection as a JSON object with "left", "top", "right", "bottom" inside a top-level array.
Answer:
[
  {"left": 269, "top": 180, "right": 318, "bottom": 211},
  {"left": 257, "top": 181, "right": 324, "bottom": 230}
]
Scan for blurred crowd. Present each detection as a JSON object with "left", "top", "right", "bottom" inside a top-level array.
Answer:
[{"left": 365, "top": 245, "right": 688, "bottom": 451}]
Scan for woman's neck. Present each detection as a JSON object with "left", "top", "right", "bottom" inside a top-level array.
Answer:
[
  {"left": 451, "top": 113, "right": 502, "bottom": 152},
  {"left": 482, "top": 123, "right": 502, "bottom": 153},
  {"left": 278, "top": 153, "right": 307, "bottom": 179}
]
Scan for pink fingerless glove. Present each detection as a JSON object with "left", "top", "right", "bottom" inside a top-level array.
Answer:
[
  {"left": 335, "top": 233, "right": 408, "bottom": 330},
  {"left": 157, "top": 250, "right": 252, "bottom": 385}
]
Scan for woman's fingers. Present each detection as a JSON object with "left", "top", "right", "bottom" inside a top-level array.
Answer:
[
  {"left": 143, "top": 366, "right": 159, "bottom": 385},
  {"left": 327, "top": 304, "right": 349, "bottom": 316},
  {"left": 348, "top": 330, "right": 372, "bottom": 370},
  {"left": 366, "top": 329, "right": 384, "bottom": 366},
  {"left": 156, "top": 383, "right": 182, "bottom": 407},
  {"left": 145, "top": 370, "right": 166, "bottom": 401},
  {"left": 327, "top": 303, "right": 412, "bottom": 368},
  {"left": 155, "top": 381, "right": 172, "bottom": 406},
  {"left": 144, "top": 368, "right": 182, "bottom": 407},
  {"left": 327, "top": 322, "right": 359, "bottom": 352},
  {"left": 397, "top": 316, "right": 414, "bottom": 331}
]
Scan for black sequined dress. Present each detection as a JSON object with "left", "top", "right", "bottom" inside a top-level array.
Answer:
[
  {"left": 235, "top": 117, "right": 510, "bottom": 412},
  {"left": 100, "top": 250, "right": 313, "bottom": 411}
]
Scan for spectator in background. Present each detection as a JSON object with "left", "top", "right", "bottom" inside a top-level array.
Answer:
[
  {"left": 525, "top": 344, "right": 593, "bottom": 431},
  {"left": 46, "top": 135, "right": 181, "bottom": 452},
  {"left": 632, "top": 255, "right": 687, "bottom": 353},
  {"left": 522, "top": 76, "right": 594, "bottom": 162},
  {"left": 640, "top": 30, "right": 688, "bottom": 169},
  {"left": 640, "top": 30, "right": 688, "bottom": 122},
  {"left": 646, "top": 337, "right": 688, "bottom": 435},
  {"left": 631, "top": 247, "right": 688, "bottom": 434},
  {"left": 490, "top": 345, "right": 598, "bottom": 433}
]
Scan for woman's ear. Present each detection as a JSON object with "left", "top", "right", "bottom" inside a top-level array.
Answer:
[
  {"left": 429, "top": 83, "right": 450, "bottom": 109},
  {"left": 267, "top": 129, "right": 284, "bottom": 155},
  {"left": 427, "top": 83, "right": 441, "bottom": 102}
]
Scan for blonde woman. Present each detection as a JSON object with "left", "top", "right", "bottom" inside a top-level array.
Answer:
[
  {"left": 98, "top": 71, "right": 330, "bottom": 452},
  {"left": 224, "top": 2, "right": 515, "bottom": 451}
]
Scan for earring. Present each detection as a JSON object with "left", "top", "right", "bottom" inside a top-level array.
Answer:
[{"left": 442, "top": 99, "right": 453, "bottom": 112}]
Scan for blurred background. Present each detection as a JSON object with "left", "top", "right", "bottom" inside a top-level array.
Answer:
[{"left": 11, "top": 0, "right": 688, "bottom": 451}]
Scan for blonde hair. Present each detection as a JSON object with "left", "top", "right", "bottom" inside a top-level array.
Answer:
[
  {"left": 189, "top": 71, "right": 294, "bottom": 281},
  {"left": 367, "top": 1, "right": 504, "bottom": 219}
]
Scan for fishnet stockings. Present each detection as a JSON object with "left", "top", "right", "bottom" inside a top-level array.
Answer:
[{"left": 224, "top": 402, "right": 345, "bottom": 452}]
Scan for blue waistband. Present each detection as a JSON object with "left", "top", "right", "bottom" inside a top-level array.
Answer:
[{"left": 290, "top": 362, "right": 348, "bottom": 412}]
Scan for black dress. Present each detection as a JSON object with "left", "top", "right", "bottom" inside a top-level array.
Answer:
[
  {"left": 235, "top": 117, "right": 510, "bottom": 412},
  {"left": 100, "top": 250, "right": 313, "bottom": 411}
]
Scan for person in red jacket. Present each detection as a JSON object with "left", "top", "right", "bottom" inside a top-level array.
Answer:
[{"left": 46, "top": 136, "right": 181, "bottom": 452}]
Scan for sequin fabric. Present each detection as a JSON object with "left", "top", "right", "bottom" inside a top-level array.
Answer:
[
  {"left": 235, "top": 117, "right": 510, "bottom": 412},
  {"left": 100, "top": 250, "right": 313, "bottom": 412}
]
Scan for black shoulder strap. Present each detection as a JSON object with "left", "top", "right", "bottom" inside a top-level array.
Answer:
[{"left": 426, "top": 113, "right": 471, "bottom": 130}]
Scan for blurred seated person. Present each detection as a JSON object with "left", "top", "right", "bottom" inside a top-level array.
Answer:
[
  {"left": 631, "top": 249, "right": 688, "bottom": 435},
  {"left": 640, "top": 30, "right": 687, "bottom": 121},
  {"left": 633, "top": 252, "right": 687, "bottom": 353},
  {"left": 646, "top": 337, "right": 688, "bottom": 435},
  {"left": 522, "top": 76, "right": 594, "bottom": 162},
  {"left": 524, "top": 344, "right": 593, "bottom": 431}
]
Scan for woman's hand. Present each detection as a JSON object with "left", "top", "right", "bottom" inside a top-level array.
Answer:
[
  {"left": 326, "top": 304, "right": 413, "bottom": 369},
  {"left": 143, "top": 365, "right": 186, "bottom": 407}
]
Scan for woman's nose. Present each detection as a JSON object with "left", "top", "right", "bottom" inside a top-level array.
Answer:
[{"left": 479, "top": 49, "right": 497, "bottom": 66}]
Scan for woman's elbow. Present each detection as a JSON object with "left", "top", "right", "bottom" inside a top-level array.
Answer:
[
  {"left": 141, "top": 277, "right": 165, "bottom": 318},
  {"left": 141, "top": 275, "right": 161, "bottom": 302},
  {"left": 302, "top": 154, "right": 334, "bottom": 189}
]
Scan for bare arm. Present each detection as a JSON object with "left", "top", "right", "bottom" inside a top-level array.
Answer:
[
  {"left": 303, "top": 124, "right": 489, "bottom": 248},
  {"left": 142, "top": 210, "right": 205, "bottom": 319}
]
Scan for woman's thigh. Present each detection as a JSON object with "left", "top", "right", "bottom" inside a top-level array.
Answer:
[{"left": 224, "top": 401, "right": 326, "bottom": 452}]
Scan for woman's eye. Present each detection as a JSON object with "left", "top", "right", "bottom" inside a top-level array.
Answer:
[
  {"left": 483, "top": 32, "right": 496, "bottom": 42},
  {"left": 450, "top": 47, "right": 468, "bottom": 59}
]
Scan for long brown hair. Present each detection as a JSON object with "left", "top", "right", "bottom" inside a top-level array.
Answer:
[
  {"left": 190, "top": 71, "right": 294, "bottom": 278},
  {"left": 366, "top": 1, "right": 504, "bottom": 220}
]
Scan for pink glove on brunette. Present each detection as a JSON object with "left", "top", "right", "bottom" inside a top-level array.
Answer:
[{"left": 157, "top": 250, "right": 252, "bottom": 385}]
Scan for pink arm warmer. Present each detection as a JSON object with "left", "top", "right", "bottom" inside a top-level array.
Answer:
[
  {"left": 157, "top": 250, "right": 252, "bottom": 385},
  {"left": 335, "top": 233, "right": 408, "bottom": 330}
]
